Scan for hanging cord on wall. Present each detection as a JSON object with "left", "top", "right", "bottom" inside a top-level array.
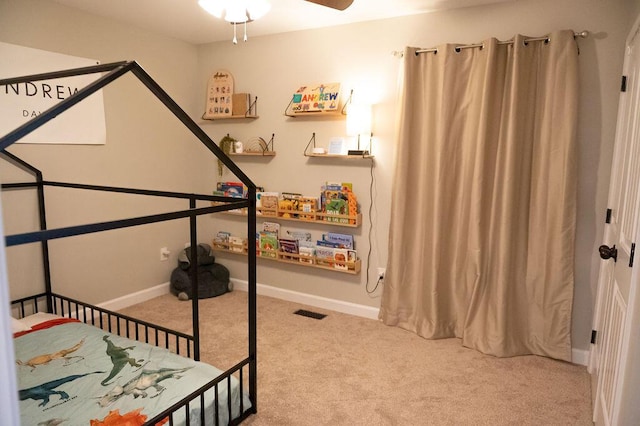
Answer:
[
  {"left": 390, "top": 30, "right": 589, "bottom": 57},
  {"left": 366, "top": 157, "right": 380, "bottom": 294}
]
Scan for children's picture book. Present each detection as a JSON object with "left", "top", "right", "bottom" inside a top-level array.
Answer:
[
  {"left": 278, "top": 238, "right": 299, "bottom": 261},
  {"left": 260, "top": 194, "right": 278, "bottom": 215},
  {"left": 229, "top": 236, "right": 245, "bottom": 253},
  {"left": 213, "top": 231, "right": 231, "bottom": 249},
  {"left": 256, "top": 191, "right": 278, "bottom": 210},
  {"left": 325, "top": 198, "right": 349, "bottom": 223},
  {"left": 299, "top": 196, "right": 318, "bottom": 220},
  {"left": 262, "top": 221, "right": 280, "bottom": 235},
  {"left": 217, "top": 231, "right": 231, "bottom": 240},
  {"left": 279, "top": 193, "right": 303, "bottom": 219},
  {"left": 315, "top": 245, "right": 335, "bottom": 267},
  {"left": 323, "top": 232, "right": 354, "bottom": 249},
  {"left": 333, "top": 248, "right": 349, "bottom": 270},
  {"left": 299, "top": 246, "right": 315, "bottom": 264},
  {"left": 321, "top": 182, "right": 353, "bottom": 224},
  {"left": 216, "top": 181, "right": 245, "bottom": 198},
  {"left": 348, "top": 250, "right": 357, "bottom": 263},
  {"left": 316, "top": 239, "right": 341, "bottom": 248},
  {"left": 287, "top": 231, "right": 312, "bottom": 242},
  {"left": 259, "top": 231, "right": 278, "bottom": 258}
]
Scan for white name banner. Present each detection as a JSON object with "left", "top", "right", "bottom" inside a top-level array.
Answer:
[{"left": 0, "top": 42, "right": 106, "bottom": 145}]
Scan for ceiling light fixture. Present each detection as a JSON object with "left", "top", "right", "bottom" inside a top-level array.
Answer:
[{"left": 198, "top": 0, "right": 271, "bottom": 44}]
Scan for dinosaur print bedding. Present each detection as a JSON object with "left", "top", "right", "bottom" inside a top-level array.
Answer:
[{"left": 14, "top": 319, "right": 248, "bottom": 425}]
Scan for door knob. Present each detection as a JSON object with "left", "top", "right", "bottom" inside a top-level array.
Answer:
[{"left": 599, "top": 244, "right": 618, "bottom": 262}]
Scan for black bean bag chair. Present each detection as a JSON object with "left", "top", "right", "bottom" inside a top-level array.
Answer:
[{"left": 170, "top": 244, "right": 231, "bottom": 300}]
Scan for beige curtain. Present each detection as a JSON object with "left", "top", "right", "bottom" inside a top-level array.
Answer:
[{"left": 380, "top": 30, "right": 578, "bottom": 361}]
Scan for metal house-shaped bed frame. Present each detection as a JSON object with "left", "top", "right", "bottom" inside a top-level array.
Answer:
[{"left": 0, "top": 61, "right": 257, "bottom": 425}]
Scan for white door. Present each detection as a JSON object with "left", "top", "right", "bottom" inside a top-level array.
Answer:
[{"left": 590, "top": 15, "right": 640, "bottom": 426}]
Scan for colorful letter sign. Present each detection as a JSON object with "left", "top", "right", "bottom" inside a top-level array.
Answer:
[{"left": 290, "top": 83, "right": 341, "bottom": 114}]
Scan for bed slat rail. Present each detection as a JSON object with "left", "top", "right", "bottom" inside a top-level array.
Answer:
[
  {"left": 145, "top": 356, "right": 254, "bottom": 426},
  {"left": 52, "top": 293, "right": 195, "bottom": 356},
  {"left": 11, "top": 293, "right": 196, "bottom": 355},
  {"left": 10, "top": 292, "right": 48, "bottom": 318}
]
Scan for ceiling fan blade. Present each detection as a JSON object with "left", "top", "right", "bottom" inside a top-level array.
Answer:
[{"left": 304, "top": 0, "right": 354, "bottom": 11}]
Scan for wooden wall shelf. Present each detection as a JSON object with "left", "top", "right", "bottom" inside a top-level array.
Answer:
[
  {"left": 229, "top": 134, "right": 275, "bottom": 156},
  {"left": 303, "top": 133, "right": 373, "bottom": 159},
  {"left": 211, "top": 241, "right": 361, "bottom": 275},
  {"left": 230, "top": 151, "right": 276, "bottom": 157},
  {"left": 217, "top": 206, "right": 362, "bottom": 228},
  {"left": 305, "top": 153, "right": 374, "bottom": 159},
  {"left": 285, "top": 110, "right": 344, "bottom": 118},
  {"left": 208, "top": 115, "right": 258, "bottom": 120}
]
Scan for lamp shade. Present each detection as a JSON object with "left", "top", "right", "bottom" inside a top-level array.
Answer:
[{"left": 346, "top": 103, "right": 372, "bottom": 136}]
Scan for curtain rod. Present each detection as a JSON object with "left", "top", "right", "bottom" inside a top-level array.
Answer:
[{"left": 392, "top": 31, "right": 589, "bottom": 57}]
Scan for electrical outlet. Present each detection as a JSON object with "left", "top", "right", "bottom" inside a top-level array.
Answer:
[
  {"left": 160, "top": 247, "right": 170, "bottom": 261},
  {"left": 377, "top": 267, "right": 386, "bottom": 280}
]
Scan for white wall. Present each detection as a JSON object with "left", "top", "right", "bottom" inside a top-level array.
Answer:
[{"left": 197, "top": 0, "right": 633, "bottom": 353}]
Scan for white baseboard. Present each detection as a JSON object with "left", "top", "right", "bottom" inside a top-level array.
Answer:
[
  {"left": 572, "top": 348, "right": 589, "bottom": 366},
  {"left": 96, "top": 279, "right": 379, "bottom": 319},
  {"left": 98, "top": 282, "right": 170, "bottom": 312},
  {"left": 231, "top": 278, "right": 380, "bottom": 320},
  {"left": 98, "top": 280, "right": 590, "bottom": 366}
]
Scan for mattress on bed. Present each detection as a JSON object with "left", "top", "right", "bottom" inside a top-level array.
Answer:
[{"left": 14, "top": 318, "right": 249, "bottom": 425}]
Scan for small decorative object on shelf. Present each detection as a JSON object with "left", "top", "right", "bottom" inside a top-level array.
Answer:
[
  {"left": 328, "top": 137, "right": 345, "bottom": 155},
  {"left": 217, "top": 134, "right": 237, "bottom": 176},
  {"left": 229, "top": 134, "right": 276, "bottom": 156}
]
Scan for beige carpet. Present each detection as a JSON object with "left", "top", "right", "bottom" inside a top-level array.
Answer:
[{"left": 119, "top": 291, "right": 593, "bottom": 425}]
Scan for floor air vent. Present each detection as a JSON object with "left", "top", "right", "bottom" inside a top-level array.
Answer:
[{"left": 294, "top": 309, "right": 327, "bottom": 320}]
